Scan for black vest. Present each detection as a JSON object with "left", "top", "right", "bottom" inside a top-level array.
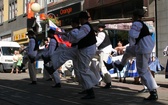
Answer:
[
  {"left": 31, "top": 37, "right": 39, "bottom": 51},
  {"left": 135, "top": 20, "right": 150, "bottom": 45},
  {"left": 78, "top": 22, "right": 97, "bottom": 49},
  {"left": 98, "top": 30, "right": 111, "bottom": 50}
]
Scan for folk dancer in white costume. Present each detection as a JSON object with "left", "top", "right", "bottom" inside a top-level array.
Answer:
[
  {"left": 51, "top": 12, "right": 99, "bottom": 99},
  {"left": 163, "top": 45, "right": 168, "bottom": 78},
  {"left": 44, "top": 18, "right": 82, "bottom": 85},
  {"left": 66, "top": 12, "right": 98, "bottom": 99},
  {"left": 104, "top": 9, "right": 158, "bottom": 100},
  {"left": 26, "top": 28, "right": 38, "bottom": 85},
  {"left": 94, "top": 23, "right": 113, "bottom": 88},
  {"left": 43, "top": 38, "right": 52, "bottom": 81},
  {"left": 36, "top": 29, "right": 62, "bottom": 88}
]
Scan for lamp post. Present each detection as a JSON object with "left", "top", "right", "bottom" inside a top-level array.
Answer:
[
  {"left": 31, "top": 2, "right": 41, "bottom": 13},
  {"left": 31, "top": 2, "right": 41, "bottom": 33},
  {"left": 31, "top": 1, "right": 48, "bottom": 37}
]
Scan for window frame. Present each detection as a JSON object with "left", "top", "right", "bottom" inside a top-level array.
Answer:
[
  {"left": 0, "top": 0, "right": 3, "bottom": 25},
  {"left": 23, "top": 0, "right": 30, "bottom": 15},
  {"left": 0, "top": 6, "right": 3, "bottom": 25},
  {"left": 8, "top": 0, "right": 17, "bottom": 22}
]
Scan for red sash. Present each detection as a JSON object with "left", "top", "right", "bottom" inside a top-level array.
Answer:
[{"left": 54, "top": 34, "right": 71, "bottom": 47}]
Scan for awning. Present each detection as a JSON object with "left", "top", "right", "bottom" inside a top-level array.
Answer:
[{"left": 60, "top": 17, "right": 155, "bottom": 29}]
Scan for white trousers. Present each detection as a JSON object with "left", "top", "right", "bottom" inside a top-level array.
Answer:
[
  {"left": 98, "top": 51, "right": 112, "bottom": 83},
  {"left": 77, "top": 44, "right": 99, "bottom": 89},
  {"left": 121, "top": 46, "right": 158, "bottom": 91},
  {"left": 28, "top": 60, "right": 37, "bottom": 81},
  {"left": 51, "top": 46, "right": 77, "bottom": 70},
  {"left": 52, "top": 70, "right": 61, "bottom": 84},
  {"left": 90, "top": 58, "right": 102, "bottom": 82},
  {"left": 51, "top": 46, "right": 80, "bottom": 84},
  {"left": 43, "top": 68, "right": 52, "bottom": 80}
]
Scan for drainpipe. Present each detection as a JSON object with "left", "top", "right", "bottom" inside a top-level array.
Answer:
[{"left": 155, "top": 0, "right": 158, "bottom": 57}]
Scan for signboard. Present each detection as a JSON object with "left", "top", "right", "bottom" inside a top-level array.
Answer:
[
  {"left": 14, "top": 34, "right": 19, "bottom": 41},
  {"left": 20, "top": 33, "right": 26, "bottom": 39},
  {"left": 48, "top": 2, "right": 81, "bottom": 26},
  {"left": 106, "top": 21, "right": 154, "bottom": 32},
  {"left": 13, "top": 33, "right": 27, "bottom": 41}
]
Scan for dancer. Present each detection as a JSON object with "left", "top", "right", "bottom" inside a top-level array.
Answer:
[{"left": 104, "top": 9, "right": 158, "bottom": 100}]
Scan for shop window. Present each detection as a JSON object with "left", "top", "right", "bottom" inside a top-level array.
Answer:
[
  {"left": 8, "top": 0, "right": 17, "bottom": 21},
  {"left": 47, "top": 0, "right": 54, "bottom": 4}
]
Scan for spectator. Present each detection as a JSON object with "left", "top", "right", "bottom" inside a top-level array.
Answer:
[{"left": 11, "top": 50, "right": 22, "bottom": 74}]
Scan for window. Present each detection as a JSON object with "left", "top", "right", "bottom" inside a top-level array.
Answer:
[
  {"left": 23, "top": 0, "right": 30, "bottom": 14},
  {"left": 1, "top": 47, "right": 19, "bottom": 56},
  {"left": 47, "top": 0, "right": 54, "bottom": 4},
  {"left": 9, "top": 0, "right": 17, "bottom": 20},
  {"left": 0, "top": 8, "right": 3, "bottom": 24},
  {"left": 0, "top": 0, "right": 3, "bottom": 24}
]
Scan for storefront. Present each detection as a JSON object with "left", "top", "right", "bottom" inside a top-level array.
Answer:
[
  {"left": 13, "top": 28, "right": 29, "bottom": 45},
  {"left": 48, "top": 2, "right": 82, "bottom": 26}
]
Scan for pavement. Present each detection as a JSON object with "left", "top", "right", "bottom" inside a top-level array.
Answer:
[{"left": 0, "top": 73, "right": 168, "bottom": 105}]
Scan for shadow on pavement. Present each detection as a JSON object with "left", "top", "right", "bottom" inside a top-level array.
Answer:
[{"left": 0, "top": 74, "right": 167, "bottom": 105}]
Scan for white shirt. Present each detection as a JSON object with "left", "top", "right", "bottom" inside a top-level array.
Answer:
[
  {"left": 96, "top": 31, "right": 113, "bottom": 53},
  {"left": 129, "top": 21, "right": 154, "bottom": 54}
]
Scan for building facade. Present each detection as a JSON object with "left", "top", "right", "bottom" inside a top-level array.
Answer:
[
  {"left": 0, "top": 0, "right": 29, "bottom": 44},
  {"left": 156, "top": 0, "right": 168, "bottom": 67}
]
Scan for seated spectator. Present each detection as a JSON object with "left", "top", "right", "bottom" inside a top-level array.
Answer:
[{"left": 114, "top": 40, "right": 126, "bottom": 55}]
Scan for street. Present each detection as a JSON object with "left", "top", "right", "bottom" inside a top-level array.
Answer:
[{"left": 0, "top": 73, "right": 168, "bottom": 105}]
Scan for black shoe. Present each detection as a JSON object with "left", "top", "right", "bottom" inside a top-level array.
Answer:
[
  {"left": 29, "top": 81, "right": 37, "bottom": 85},
  {"left": 44, "top": 64, "right": 55, "bottom": 75},
  {"left": 138, "top": 89, "right": 149, "bottom": 93},
  {"left": 81, "top": 94, "right": 95, "bottom": 99},
  {"left": 46, "top": 78, "right": 52, "bottom": 81},
  {"left": 144, "top": 90, "right": 158, "bottom": 101},
  {"left": 123, "top": 79, "right": 126, "bottom": 83},
  {"left": 114, "top": 63, "right": 124, "bottom": 71},
  {"left": 102, "top": 83, "right": 112, "bottom": 89},
  {"left": 103, "top": 61, "right": 113, "bottom": 70},
  {"left": 52, "top": 83, "right": 61, "bottom": 88},
  {"left": 81, "top": 88, "right": 95, "bottom": 99},
  {"left": 78, "top": 90, "right": 87, "bottom": 94}
]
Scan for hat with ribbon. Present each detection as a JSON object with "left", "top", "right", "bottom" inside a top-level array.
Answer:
[
  {"left": 133, "top": 9, "right": 145, "bottom": 17},
  {"left": 97, "top": 23, "right": 106, "bottom": 28},
  {"left": 79, "top": 11, "right": 90, "bottom": 19},
  {"left": 47, "top": 28, "right": 55, "bottom": 34}
]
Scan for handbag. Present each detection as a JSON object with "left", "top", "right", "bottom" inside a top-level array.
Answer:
[{"left": 17, "top": 59, "right": 22, "bottom": 66}]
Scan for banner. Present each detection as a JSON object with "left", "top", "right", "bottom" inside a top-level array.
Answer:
[{"left": 48, "top": 20, "right": 71, "bottom": 47}]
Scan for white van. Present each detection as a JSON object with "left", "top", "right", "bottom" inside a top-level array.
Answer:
[{"left": 0, "top": 41, "right": 20, "bottom": 72}]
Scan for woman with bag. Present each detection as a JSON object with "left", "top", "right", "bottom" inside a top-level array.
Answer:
[{"left": 11, "top": 50, "right": 22, "bottom": 74}]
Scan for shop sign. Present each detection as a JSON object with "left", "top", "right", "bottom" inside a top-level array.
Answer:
[
  {"left": 49, "top": 2, "right": 80, "bottom": 17},
  {"left": 106, "top": 21, "right": 154, "bottom": 31},
  {"left": 20, "top": 33, "right": 26, "bottom": 39},
  {"left": 14, "top": 34, "right": 20, "bottom": 41},
  {"left": 14, "top": 33, "right": 27, "bottom": 41},
  {"left": 48, "top": 2, "right": 81, "bottom": 26}
]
